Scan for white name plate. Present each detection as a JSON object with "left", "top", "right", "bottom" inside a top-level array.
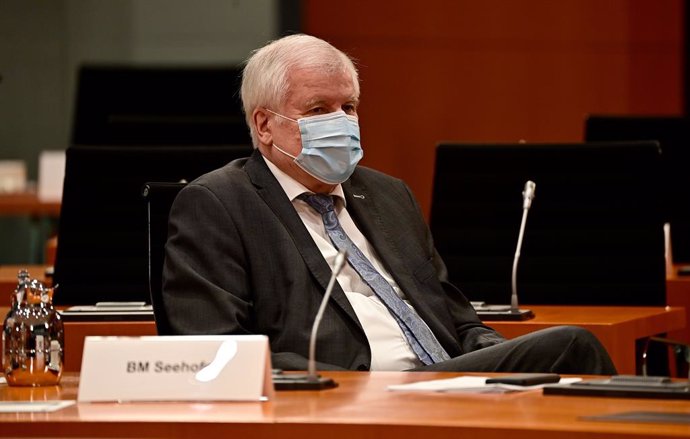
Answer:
[{"left": 77, "top": 335, "right": 273, "bottom": 402}]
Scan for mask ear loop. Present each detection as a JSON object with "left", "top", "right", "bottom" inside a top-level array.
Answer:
[
  {"left": 264, "top": 108, "right": 300, "bottom": 159},
  {"left": 272, "top": 143, "right": 298, "bottom": 160},
  {"left": 265, "top": 108, "right": 297, "bottom": 123}
]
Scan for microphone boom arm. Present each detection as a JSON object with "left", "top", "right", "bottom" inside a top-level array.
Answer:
[
  {"left": 511, "top": 181, "right": 536, "bottom": 313},
  {"left": 307, "top": 249, "right": 347, "bottom": 380}
]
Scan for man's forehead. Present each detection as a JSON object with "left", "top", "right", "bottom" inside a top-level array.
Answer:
[{"left": 288, "top": 67, "right": 354, "bottom": 88}]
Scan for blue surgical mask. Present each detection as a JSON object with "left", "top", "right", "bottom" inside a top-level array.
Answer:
[{"left": 267, "top": 109, "right": 363, "bottom": 184}]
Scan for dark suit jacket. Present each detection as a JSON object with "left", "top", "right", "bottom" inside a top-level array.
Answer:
[{"left": 163, "top": 150, "right": 504, "bottom": 370}]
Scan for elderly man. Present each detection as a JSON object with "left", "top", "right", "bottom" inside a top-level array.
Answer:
[{"left": 163, "top": 34, "right": 616, "bottom": 374}]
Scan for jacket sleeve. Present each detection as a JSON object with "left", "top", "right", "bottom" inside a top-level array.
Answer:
[
  {"left": 402, "top": 182, "right": 507, "bottom": 352},
  {"left": 162, "top": 182, "right": 351, "bottom": 371},
  {"left": 163, "top": 183, "right": 254, "bottom": 335}
]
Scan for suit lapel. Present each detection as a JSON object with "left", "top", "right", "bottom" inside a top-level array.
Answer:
[
  {"left": 344, "top": 173, "right": 459, "bottom": 351},
  {"left": 244, "top": 152, "right": 361, "bottom": 326},
  {"left": 343, "top": 177, "right": 411, "bottom": 290}
]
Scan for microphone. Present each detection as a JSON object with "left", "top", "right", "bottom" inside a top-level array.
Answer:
[
  {"left": 522, "top": 180, "right": 536, "bottom": 209},
  {"left": 272, "top": 249, "right": 347, "bottom": 390},
  {"left": 472, "top": 181, "right": 535, "bottom": 321},
  {"left": 511, "top": 180, "right": 536, "bottom": 314}
]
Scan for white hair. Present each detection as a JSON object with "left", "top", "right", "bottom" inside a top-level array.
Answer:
[{"left": 240, "top": 34, "right": 360, "bottom": 148}]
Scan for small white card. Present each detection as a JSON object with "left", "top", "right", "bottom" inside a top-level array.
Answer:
[
  {"left": 0, "top": 160, "right": 26, "bottom": 193},
  {"left": 37, "top": 150, "right": 65, "bottom": 202},
  {"left": 78, "top": 335, "right": 273, "bottom": 402}
]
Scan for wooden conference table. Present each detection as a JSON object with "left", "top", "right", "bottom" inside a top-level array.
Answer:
[
  {"left": 55, "top": 305, "right": 685, "bottom": 375},
  {"left": 0, "top": 267, "right": 686, "bottom": 374},
  {"left": 0, "top": 371, "right": 689, "bottom": 438},
  {"left": 666, "top": 264, "right": 690, "bottom": 343},
  {"left": 0, "top": 192, "right": 60, "bottom": 217}
]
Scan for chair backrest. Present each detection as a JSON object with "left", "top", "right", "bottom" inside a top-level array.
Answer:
[
  {"left": 585, "top": 115, "right": 690, "bottom": 262},
  {"left": 142, "top": 181, "right": 187, "bottom": 335},
  {"left": 72, "top": 65, "right": 250, "bottom": 146},
  {"left": 53, "top": 144, "right": 252, "bottom": 305},
  {"left": 429, "top": 141, "right": 666, "bottom": 306}
]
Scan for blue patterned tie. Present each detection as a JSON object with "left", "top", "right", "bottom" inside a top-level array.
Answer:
[{"left": 301, "top": 193, "right": 450, "bottom": 365}]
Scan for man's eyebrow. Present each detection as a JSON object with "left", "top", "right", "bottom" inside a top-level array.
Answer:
[
  {"left": 301, "top": 97, "right": 359, "bottom": 108},
  {"left": 303, "top": 98, "right": 327, "bottom": 108}
]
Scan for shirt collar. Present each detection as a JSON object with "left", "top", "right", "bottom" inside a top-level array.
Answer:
[{"left": 262, "top": 155, "right": 346, "bottom": 207}]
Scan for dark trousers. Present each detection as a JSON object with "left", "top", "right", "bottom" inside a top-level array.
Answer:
[{"left": 414, "top": 326, "right": 617, "bottom": 375}]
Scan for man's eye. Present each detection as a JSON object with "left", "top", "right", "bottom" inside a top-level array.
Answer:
[
  {"left": 342, "top": 104, "right": 357, "bottom": 114},
  {"left": 308, "top": 107, "right": 325, "bottom": 114}
]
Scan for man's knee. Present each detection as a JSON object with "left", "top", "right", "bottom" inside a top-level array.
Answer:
[
  {"left": 540, "top": 325, "right": 616, "bottom": 372},
  {"left": 528, "top": 325, "right": 609, "bottom": 358},
  {"left": 543, "top": 325, "right": 597, "bottom": 342}
]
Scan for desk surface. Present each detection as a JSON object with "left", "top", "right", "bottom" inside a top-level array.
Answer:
[
  {"left": 0, "top": 192, "right": 60, "bottom": 217},
  {"left": 0, "top": 265, "right": 685, "bottom": 374},
  {"left": 0, "top": 304, "right": 681, "bottom": 375},
  {"left": 0, "top": 371, "right": 689, "bottom": 438},
  {"left": 59, "top": 305, "right": 685, "bottom": 375},
  {"left": 490, "top": 305, "right": 685, "bottom": 375},
  {"left": 666, "top": 264, "right": 690, "bottom": 343}
]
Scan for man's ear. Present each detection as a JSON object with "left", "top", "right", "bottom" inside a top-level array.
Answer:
[{"left": 253, "top": 108, "right": 272, "bottom": 146}]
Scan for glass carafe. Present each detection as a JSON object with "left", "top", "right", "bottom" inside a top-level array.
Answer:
[{"left": 2, "top": 270, "right": 64, "bottom": 386}]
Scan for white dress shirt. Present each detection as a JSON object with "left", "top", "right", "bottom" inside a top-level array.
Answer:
[{"left": 263, "top": 157, "right": 422, "bottom": 370}]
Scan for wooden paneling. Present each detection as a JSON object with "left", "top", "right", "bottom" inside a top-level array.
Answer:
[{"left": 303, "top": 0, "right": 683, "bottom": 217}]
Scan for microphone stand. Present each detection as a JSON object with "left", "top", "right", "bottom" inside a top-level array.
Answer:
[
  {"left": 472, "top": 181, "right": 535, "bottom": 321},
  {"left": 273, "top": 250, "right": 347, "bottom": 390},
  {"left": 510, "top": 181, "right": 535, "bottom": 315}
]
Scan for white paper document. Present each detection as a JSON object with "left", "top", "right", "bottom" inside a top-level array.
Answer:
[{"left": 388, "top": 376, "right": 581, "bottom": 393}]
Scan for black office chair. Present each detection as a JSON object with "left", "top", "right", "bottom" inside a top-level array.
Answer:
[
  {"left": 642, "top": 336, "right": 690, "bottom": 379},
  {"left": 142, "top": 181, "right": 187, "bottom": 335},
  {"left": 72, "top": 65, "right": 250, "bottom": 146},
  {"left": 585, "top": 115, "right": 690, "bottom": 263},
  {"left": 429, "top": 141, "right": 666, "bottom": 306},
  {"left": 53, "top": 144, "right": 252, "bottom": 305}
]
